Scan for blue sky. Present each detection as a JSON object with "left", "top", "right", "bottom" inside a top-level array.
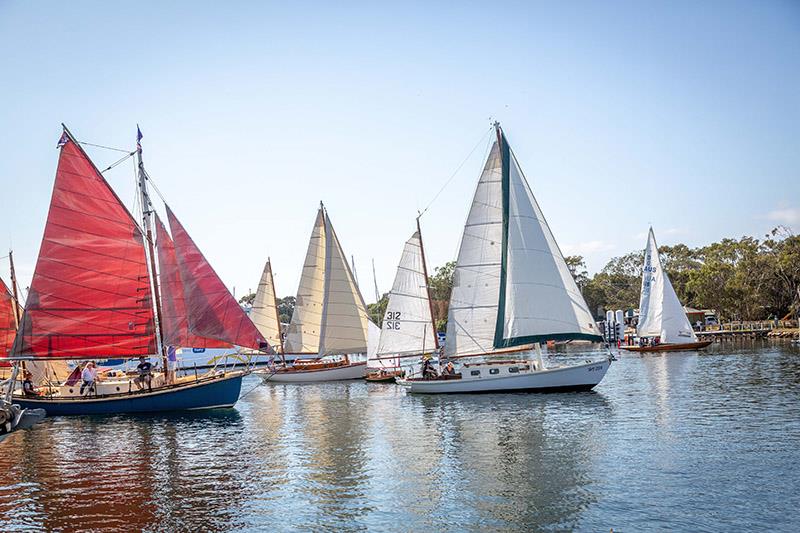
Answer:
[{"left": 1, "top": 1, "right": 798, "bottom": 300}]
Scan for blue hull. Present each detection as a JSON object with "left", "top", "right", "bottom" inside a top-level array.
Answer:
[{"left": 13, "top": 374, "right": 244, "bottom": 416}]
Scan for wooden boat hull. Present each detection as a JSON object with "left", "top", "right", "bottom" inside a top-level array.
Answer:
[
  {"left": 397, "top": 359, "right": 611, "bottom": 394},
  {"left": 11, "top": 373, "right": 244, "bottom": 416},
  {"left": 365, "top": 369, "right": 404, "bottom": 383},
  {"left": 620, "top": 340, "right": 713, "bottom": 353},
  {"left": 257, "top": 361, "right": 366, "bottom": 383}
]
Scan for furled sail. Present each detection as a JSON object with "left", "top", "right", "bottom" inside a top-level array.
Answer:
[
  {"left": 1, "top": 278, "right": 18, "bottom": 359},
  {"left": 637, "top": 228, "right": 697, "bottom": 343},
  {"left": 250, "top": 260, "right": 283, "bottom": 350},
  {"left": 285, "top": 205, "right": 370, "bottom": 355},
  {"left": 11, "top": 135, "right": 157, "bottom": 359},
  {"left": 166, "top": 205, "right": 268, "bottom": 351},
  {"left": 154, "top": 214, "right": 230, "bottom": 349},
  {"left": 444, "top": 127, "right": 601, "bottom": 359},
  {"left": 371, "top": 231, "right": 435, "bottom": 368}
]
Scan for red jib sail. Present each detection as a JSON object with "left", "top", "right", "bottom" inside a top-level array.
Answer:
[
  {"left": 1, "top": 278, "right": 18, "bottom": 362},
  {"left": 166, "top": 205, "right": 268, "bottom": 351},
  {"left": 10, "top": 134, "right": 156, "bottom": 359},
  {"left": 154, "top": 214, "right": 230, "bottom": 349}
]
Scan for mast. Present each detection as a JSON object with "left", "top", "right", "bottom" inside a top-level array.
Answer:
[
  {"left": 8, "top": 251, "right": 21, "bottom": 327},
  {"left": 416, "top": 215, "right": 439, "bottom": 351},
  {"left": 318, "top": 201, "right": 330, "bottom": 359},
  {"left": 268, "top": 257, "right": 286, "bottom": 365},
  {"left": 135, "top": 127, "right": 169, "bottom": 378}
]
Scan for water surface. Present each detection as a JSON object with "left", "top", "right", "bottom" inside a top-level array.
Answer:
[{"left": 1, "top": 341, "right": 799, "bottom": 531}]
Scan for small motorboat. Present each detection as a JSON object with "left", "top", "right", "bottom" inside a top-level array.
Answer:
[{"left": 621, "top": 340, "right": 713, "bottom": 353}]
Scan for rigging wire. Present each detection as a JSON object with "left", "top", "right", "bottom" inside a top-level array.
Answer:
[
  {"left": 418, "top": 126, "right": 493, "bottom": 219},
  {"left": 100, "top": 151, "right": 136, "bottom": 174},
  {"left": 78, "top": 140, "right": 131, "bottom": 153}
]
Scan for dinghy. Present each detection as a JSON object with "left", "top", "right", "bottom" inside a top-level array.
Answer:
[
  {"left": 621, "top": 228, "right": 712, "bottom": 353},
  {"left": 258, "top": 204, "right": 369, "bottom": 383},
  {"left": 3, "top": 126, "right": 269, "bottom": 415},
  {"left": 398, "top": 124, "right": 611, "bottom": 394}
]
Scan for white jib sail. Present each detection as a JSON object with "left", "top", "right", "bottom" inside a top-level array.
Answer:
[
  {"left": 444, "top": 141, "right": 504, "bottom": 358},
  {"left": 637, "top": 228, "right": 697, "bottom": 343},
  {"left": 501, "top": 150, "right": 599, "bottom": 342},
  {"left": 318, "top": 209, "right": 370, "bottom": 356},
  {"left": 285, "top": 209, "right": 326, "bottom": 354},
  {"left": 251, "top": 260, "right": 283, "bottom": 350},
  {"left": 372, "top": 231, "right": 435, "bottom": 368}
]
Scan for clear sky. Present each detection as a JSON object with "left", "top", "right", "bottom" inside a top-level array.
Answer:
[{"left": 1, "top": 1, "right": 798, "bottom": 302}]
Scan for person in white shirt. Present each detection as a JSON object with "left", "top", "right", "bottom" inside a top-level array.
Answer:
[{"left": 80, "top": 362, "right": 98, "bottom": 395}]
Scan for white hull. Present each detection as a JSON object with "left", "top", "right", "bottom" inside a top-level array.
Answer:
[
  {"left": 257, "top": 362, "right": 367, "bottom": 383},
  {"left": 397, "top": 359, "right": 611, "bottom": 394}
]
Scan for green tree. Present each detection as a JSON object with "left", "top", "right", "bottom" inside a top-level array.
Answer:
[
  {"left": 238, "top": 292, "right": 256, "bottom": 306},
  {"left": 367, "top": 293, "right": 389, "bottom": 325},
  {"left": 428, "top": 261, "right": 455, "bottom": 332},
  {"left": 564, "top": 255, "right": 589, "bottom": 292},
  {"left": 277, "top": 296, "right": 295, "bottom": 324}
]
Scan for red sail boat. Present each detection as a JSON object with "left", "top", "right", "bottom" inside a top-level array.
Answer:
[{"left": 1, "top": 126, "right": 269, "bottom": 416}]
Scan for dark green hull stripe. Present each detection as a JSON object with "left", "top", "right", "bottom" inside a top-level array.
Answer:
[{"left": 495, "top": 333, "right": 604, "bottom": 347}]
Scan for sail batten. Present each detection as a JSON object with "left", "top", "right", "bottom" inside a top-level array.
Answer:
[
  {"left": 10, "top": 135, "right": 157, "bottom": 360},
  {"left": 166, "top": 205, "right": 267, "bottom": 351}
]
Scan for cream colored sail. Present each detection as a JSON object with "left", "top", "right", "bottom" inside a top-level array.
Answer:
[
  {"left": 318, "top": 209, "right": 370, "bottom": 355},
  {"left": 285, "top": 206, "right": 370, "bottom": 356},
  {"left": 251, "top": 260, "right": 283, "bottom": 350},
  {"left": 372, "top": 231, "right": 435, "bottom": 368},
  {"left": 285, "top": 209, "right": 326, "bottom": 354},
  {"left": 637, "top": 228, "right": 697, "bottom": 343},
  {"left": 445, "top": 129, "right": 601, "bottom": 359}
]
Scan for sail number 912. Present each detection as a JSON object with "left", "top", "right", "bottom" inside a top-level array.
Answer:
[{"left": 386, "top": 311, "right": 401, "bottom": 330}]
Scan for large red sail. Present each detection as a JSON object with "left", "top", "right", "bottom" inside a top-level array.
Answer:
[
  {"left": 166, "top": 205, "right": 268, "bottom": 351},
  {"left": 0, "top": 278, "right": 17, "bottom": 361},
  {"left": 10, "top": 134, "right": 156, "bottom": 359},
  {"left": 154, "top": 214, "right": 230, "bottom": 349}
]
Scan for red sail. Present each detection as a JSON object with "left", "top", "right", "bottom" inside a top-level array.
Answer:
[
  {"left": 1, "top": 278, "right": 17, "bottom": 361},
  {"left": 154, "top": 214, "right": 230, "bottom": 349},
  {"left": 166, "top": 205, "right": 268, "bottom": 351},
  {"left": 10, "top": 136, "right": 156, "bottom": 359}
]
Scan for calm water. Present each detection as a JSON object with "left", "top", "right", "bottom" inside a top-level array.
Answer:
[{"left": 1, "top": 341, "right": 799, "bottom": 532}]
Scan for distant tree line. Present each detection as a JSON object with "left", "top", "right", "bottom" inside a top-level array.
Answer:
[
  {"left": 570, "top": 227, "right": 800, "bottom": 321},
  {"left": 243, "top": 227, "right": 799, "bottom": 330}
]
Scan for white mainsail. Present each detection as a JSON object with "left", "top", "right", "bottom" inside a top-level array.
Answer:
[
  {"left": 285, "top": 205, "right": 371, "bottom": 356},
  {"left": 370, "top": 231, "right": 436, "bottom": 369},
  {"left": 444, "top": 127, "right": 601, "bottom": 359},
  {"left": 637, "top": 228, "right": 697, "bottom": 343},
  {"left": 251, "top": 260, "right": 283, "bottom": 351}
]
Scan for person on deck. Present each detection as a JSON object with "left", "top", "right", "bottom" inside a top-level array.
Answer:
[
  {"left": 421, "top": 355, "right": 437, "bottom": 380},
  {"left": 134, "top": 356, "right": 153, "bottom": 392},
  {"left": 441, "top": 361, "right": 456, "bottom": 376},
  {"left": 22, "top": 370, "right": 39, "bottom": 397},
  {"left": 80, "top": 362, "right": 98, "bottom": 396}
]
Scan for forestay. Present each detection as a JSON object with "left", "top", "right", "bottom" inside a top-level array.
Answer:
[
  {"left": 636, "top": 228, "right": 697, "bottom": 343},
  {"left": 372, "top": 231, "right": 435, "bottom": 368}
]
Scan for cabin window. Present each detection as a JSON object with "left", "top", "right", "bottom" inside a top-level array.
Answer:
[
  {"left": 470, "top": 370, "right": 481, "bottom": 376},
  {"left": 489, "top": 368, "right": 499, "bottom": 375},
  {"left": 508, "top": 367, "right": 519, "bottom": 373}
]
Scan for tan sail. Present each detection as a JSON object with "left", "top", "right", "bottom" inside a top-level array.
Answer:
[
  {"left": 285, "top": 205, "right": 370, "bottom": 355},
  {"left": 251, "top": 260, "right": 284, "bottom": 350}
]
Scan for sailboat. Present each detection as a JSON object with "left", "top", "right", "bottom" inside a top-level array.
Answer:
[
  {"left": 366, "top": 220, "right": 438, "bottom": 382},
  {"left": 2, "top": 126, "right": 269, "bottom": 415},
  {"left": 249, "top": 259, "right": 286, "bottom": 362},
  {"left": 397, "top": 123, "right": 612, "bottom": 393},
  {"left": 1, "top": 271, "right": 45, "bottom": 440},
  {"left": 258, "top": 204, "right": 369, "bottom": 382},
  {"left": 622, "top": 228, "right": 712, "bottom": 352}
]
